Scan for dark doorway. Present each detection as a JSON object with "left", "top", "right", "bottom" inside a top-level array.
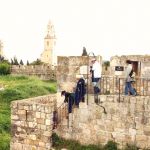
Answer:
[{"left": 131, "top": 61, "right": 138, "bottom": 75}]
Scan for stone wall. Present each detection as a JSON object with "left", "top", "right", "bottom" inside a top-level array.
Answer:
[
  {"left": 10, "top": 94, "right": 57, "bottom": 150},
  {"left": 56, "top": 95, "right": 150, "bottom": 149},
  {"left": 11, "top": 65, "right": 56, "bottom": 80},
  {"left": 57, "top": 56, "right": 102, "bottom": 93},
  {"left": 110, "top": 55, "right": 150, "bottom": 77}
]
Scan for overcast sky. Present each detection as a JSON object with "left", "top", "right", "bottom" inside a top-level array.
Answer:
[{"left": 0, "top": 0, "right": 150, "bottom": 63}]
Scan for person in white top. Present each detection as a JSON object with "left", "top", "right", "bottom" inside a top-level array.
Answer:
[
  {"left": 124, "top": 60, "right": 136, "bottom": 96},
  {"left": 90, "top": 58, "right": 102, "bottom": 95}
]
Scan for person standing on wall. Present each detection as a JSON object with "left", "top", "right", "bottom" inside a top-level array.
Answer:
[
  {"left": 90, "top": 57, "right": 102, "bottom": 102},
  {"left": 124, "top": 60, "right": 136, "bottom": 96}
]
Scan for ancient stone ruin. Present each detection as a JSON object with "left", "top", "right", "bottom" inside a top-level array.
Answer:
[
  {"left": 10, "top": 94, "right": 56, "bottom": 150},
  {"left": 11, "top": 65, "right": 56, "bottom": 80},
  {"left": 10, "top": 55, "right": 150, "bottom": 149}
]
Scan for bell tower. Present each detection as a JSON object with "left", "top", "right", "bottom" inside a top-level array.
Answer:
[
  {"left": 0, "top": 40, "right": 4, "bottom": 57},
  {"left": 40, "top": 21, "right": 56, "bottom": 65}
]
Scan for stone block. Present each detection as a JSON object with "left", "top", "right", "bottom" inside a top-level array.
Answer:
[
  {"left": 41, "top": 112, "right": 46, "bottom": 118},
  {"left": 57, "top": 57, "right": 69, "bottom": 66},
  {"left": 24, "top": 105, "right": 30, "bottom": 110},
  {"left": 18, "top": 110, "right": 26, "bottom": 115},
  {"left": 45, "top": 106, "right": 51, "bottom": 113},
  {"left": 33, "top": 104, "right": 36, "bottom": 111},
  {"left": 18, "top": 104, "right": 24, "bottom": 110},
  {"left": 46, "top": 143, "right": 51, "bottom": 149},
  {"left": 46, "top": 113, "right": 51, "bottom": 119},
  {"left": 36, "top": 104, "right": 42, "bottom": 111},
  {"left": 41, "top": 125, "right": 46, "bottom": 130},
  {"left": 10, "top": 142, "right": 23, "bottom": 150},
  {"left": 11, "top": 115, "right": 19, "bottom": 120},
  {"left": 37, "top": 118, "right": 45, "bottom": 124},
  {"left": 45, "top": 119, "right": 51, "bottom": 125},
  {"left": 36, "top": 112, "right": 41, "bottom": 118},
  {"left": 136, "top": 135, "right": 148, "bottom": 141},
  {"left": 29, "top": 134, "right": 37, "bottom": 140},
  {"left": 43, "top": 131, "right": 51, "bottom": 137},
  {"left": 144, "top": 126, "right": 150, "bottom": 136},
  {"left": 28, "top": 122, "right": 34, "bottom": 128}
]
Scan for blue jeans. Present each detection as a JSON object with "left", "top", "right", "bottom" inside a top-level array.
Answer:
[
  {"left": 92, "top": 78, "right": 100, "bottom": 94},
  {"left": 125, "top": 82, "right": 136, "bottom": 95}
]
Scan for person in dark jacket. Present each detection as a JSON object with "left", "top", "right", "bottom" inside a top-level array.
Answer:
[
  {"left": 74, "top": 78, "right": 86, "bottom": 106},
  {"left": 61, "top": 91, "right": 75, "bottom": 113}
]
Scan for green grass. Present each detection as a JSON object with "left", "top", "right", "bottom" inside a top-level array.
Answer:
[
  {"left": 0, "top": 75, "right": 56, "bottom": 150},
  {"left": 52, "top": 133, "right": 144, "bottom": 150},
  {"left": 52, "top": 133, "right": 120, "bottom": 150},
  {"left": 52, "top": 133, "right": 103, "bottom": 150}
]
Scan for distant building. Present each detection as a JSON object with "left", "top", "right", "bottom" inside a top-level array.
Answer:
[
  {"left": 0, "top": 40, "right": 4, "bottom": 57},
  {"left": 40, "top": 21, "right": 56, "bottom": 66}
]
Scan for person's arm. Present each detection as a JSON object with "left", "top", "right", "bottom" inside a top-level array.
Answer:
[
  {"left": 125, "top": 65, "right": 132, "bottom": 79},
  {"left": 64, "top": 93, "right": 69, "bottom": 103}
]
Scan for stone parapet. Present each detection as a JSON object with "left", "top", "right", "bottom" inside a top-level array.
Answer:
[
  {"left": 57, "top": 56, "right": 102, "bottom": 93},
  {"left": 11, "top": 65, "right": 56, "bottom": 80},
  {"left": 56, "top": 95, "right": 150, "bottom": 149},
  {"left": 10, "top": 94, "right": 57, "bottom": 150}
]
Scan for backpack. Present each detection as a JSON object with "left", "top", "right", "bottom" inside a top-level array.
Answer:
[{"left": 129, "top": 69, "right": 133, "bottom": 77}]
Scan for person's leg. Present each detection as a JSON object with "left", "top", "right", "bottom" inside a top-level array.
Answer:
[
  {"left": 93, "top": 78, "right": 100, "bottom": 94},
  {"left": 128, "top": 82, "right": 136, "bottom": 95},
  {"left": 125, "top": 82, "right": 129, "bottom": 95}
]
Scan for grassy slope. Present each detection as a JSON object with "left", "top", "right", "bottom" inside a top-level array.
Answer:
[{"left": 0, "top": 75, "right": 56, "bottom": 150}]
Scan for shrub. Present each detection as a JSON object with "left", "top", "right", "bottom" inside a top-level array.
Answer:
[
  {"left": 0, "top": 132, "right": 10, "bottom": 150},
  {"left": 0, "top": 63, "right": 11, "bottom": 75},
  {"left": 103, "top": 141, "right": 118, "bottom": 150},
  {"left": 51, "top": 133, "right": 64, "bottom": 147},
  {"left": 52, "top": 133, "right": 104, "bottom": 150},
  {"left": 124, "top": 143, "right": 139, "bottom": 150}
]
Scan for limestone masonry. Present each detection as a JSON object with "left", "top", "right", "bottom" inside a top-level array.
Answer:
[
  {"left": 10, "top": 55, "right": 150, "bottom": 149},
  {"left": 10, "top": 94, "right": 56, "bottom": 150}
]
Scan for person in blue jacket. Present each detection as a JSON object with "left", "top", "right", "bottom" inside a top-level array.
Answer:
[{"left": 74, "top": 77, "right": 86, "bottom": 106}]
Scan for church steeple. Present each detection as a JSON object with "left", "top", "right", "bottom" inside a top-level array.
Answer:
[
  {"left": 0, "top": 40, "right": 4, "bottom": 57},
  {"left": 40, "top": 21, "right": 56, "bottom": 65},
  {"left": 45, "top": 20, "right": 56, "bottom": 39}
]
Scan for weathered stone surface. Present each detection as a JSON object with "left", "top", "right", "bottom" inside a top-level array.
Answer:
[
  {"left": 11, "top": 94, "right": 55, "bottom": 150},
  {"left": 11, "top": 65, "right": 56, "bottom": 80},
  {"left": 56, "top": 95, "right": 150, "bottom": 149}
]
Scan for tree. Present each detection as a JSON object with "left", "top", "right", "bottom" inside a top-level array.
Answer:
[
  {"left": 0, "top": 55, "right": 11, "bottom": 75},
  {"left": 82, "top": 47, "right": 88, "bottom": 56},
  {"left": 103, "top": 61, "right": 110, "bottom": 71},
  {"left": 26, "top": 60, "right": 30, "bottom": 66},
  {"left": 0, "top": 63, "right": 11, "bottom": 75},
  {"left": 13, "top": 57, "right": 19, "bottom": 65},
  {"left": 20, "top": 59, "right": 24, "bottom": 65},
  {"left": 11, "top": 58, "right": 14, "bottom": 65},
  {"left": 0, "top": 55, "right": 10, "bottom": 64},
  {"left": 30, "top": 58, "right": 43, "bottom": 65},
  {"left": 0, "top": 55, "right": 5, "bottom": 62}
]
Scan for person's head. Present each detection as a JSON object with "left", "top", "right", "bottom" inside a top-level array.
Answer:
[
  {"left": 91, "top": 58, "right": 96, "bottom": 64},
  {"left": 126, "top": 60, "right": 132, "bottom": 64},
  {"left": 61, "top": 90, "right": 66, "bottom": 96}
]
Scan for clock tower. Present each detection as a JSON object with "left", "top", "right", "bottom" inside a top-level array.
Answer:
[{"left": 40, "top": 21, "right": 56, "bottom": 65}]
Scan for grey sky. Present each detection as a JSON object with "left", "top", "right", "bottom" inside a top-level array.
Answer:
[{"left": 0, "top": 0, "right": 150, "bottom": 62}]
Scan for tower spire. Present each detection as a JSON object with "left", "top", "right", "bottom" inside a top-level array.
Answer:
[
  {"left": 46, "top": 20, "right": 55, "bottom": 38},
  {"left": 41, "top": 21, "right": 56, "bottom": 65},
  {"left": 0, "top": 40, "right": 4, "bottom": 56}
]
